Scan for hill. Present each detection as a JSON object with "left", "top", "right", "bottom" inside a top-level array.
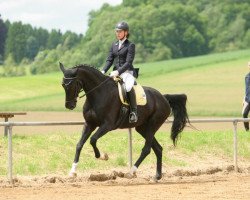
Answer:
[{"left": 0, "top": 49, "right": 249, "bottom": 116}]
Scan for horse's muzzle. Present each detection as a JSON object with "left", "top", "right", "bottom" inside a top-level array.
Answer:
[{"left": 65, "top": 101, "right": 77, "bottom": 110}]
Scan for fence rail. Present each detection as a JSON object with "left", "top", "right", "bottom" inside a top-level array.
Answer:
[{"left": 1, "top": 118, "right": 250, "bottom": 183}]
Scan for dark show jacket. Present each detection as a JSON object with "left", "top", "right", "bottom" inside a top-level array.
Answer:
[
  {"left": 245, "top": 72, "right": 250, "bottom": 102},
  {"left": 102, "top": 39, "right": 135, "bottom": 75}
]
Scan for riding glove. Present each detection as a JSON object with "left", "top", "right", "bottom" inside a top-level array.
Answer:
[{"left": 109, "top": 70, "right": 119, "bottom": 77}]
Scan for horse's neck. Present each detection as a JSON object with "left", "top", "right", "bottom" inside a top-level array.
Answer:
[{"left": 78, "top": 68, "right": 110, "bottom": 95}]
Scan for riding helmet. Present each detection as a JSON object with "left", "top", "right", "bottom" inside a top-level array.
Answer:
[{"left": 115, "top": 21, "right": 129, "bottom": 31}]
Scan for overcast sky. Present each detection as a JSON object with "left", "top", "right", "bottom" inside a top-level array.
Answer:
[{"left": 0, "top": 0, "right": 122, "bottom": 34}]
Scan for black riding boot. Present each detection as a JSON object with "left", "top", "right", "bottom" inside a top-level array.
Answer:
[
  {"left": 127, "top": 88, "right": 138, "bottom": 123},
  {"left": 242, "top": 102, "right": 250, "bottom": 131},
  {"left": 244, "top": 122, "right": 249, "bottom": 131}
]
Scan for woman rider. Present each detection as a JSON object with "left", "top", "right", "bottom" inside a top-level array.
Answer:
[
  {"left": 242, "top": 61, "right": 250, "bottom": 131},
  {"left": 101, "top": 21, "right": 138, "bottom": 123}
]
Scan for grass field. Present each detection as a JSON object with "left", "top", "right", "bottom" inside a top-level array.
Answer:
[
  {"left": 0, "top": 129, "right": 250, "bottom": 176},
  {"left": 0, "top": 49, "right": 250, "bottom": 116}
]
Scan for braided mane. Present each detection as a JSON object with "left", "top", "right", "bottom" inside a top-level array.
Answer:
[
  {"left": 74, "top": 64, "right": 98, "bottom": 70},
  {"left": 72, "top": 64, "right": 107, "bottom": 80}
]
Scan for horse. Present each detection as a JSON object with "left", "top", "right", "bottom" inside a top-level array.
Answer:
[{"left": 60, "top": 62, "right": 189, "bottom": 180}]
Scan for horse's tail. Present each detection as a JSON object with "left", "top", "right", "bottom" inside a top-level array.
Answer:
[{"left": 163, "top": 94, "right": 189, "bottom": 146}]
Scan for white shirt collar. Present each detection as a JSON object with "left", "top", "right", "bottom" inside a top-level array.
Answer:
[{"left": 119, "top": 38, "right": 127, "bottom": 45}]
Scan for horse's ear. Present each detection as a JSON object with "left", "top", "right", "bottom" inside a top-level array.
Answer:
[{"left": 59, "top": 62, "right": 65, "bottom": 73}]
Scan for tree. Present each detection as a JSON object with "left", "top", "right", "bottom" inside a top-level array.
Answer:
[
  {"left": 0, "top": 14, "right": 7, "bottom": 60},
  {"left": 62, "top": 31, "right": 81, "bottom": 50},
  {"left": 26, "top": 36, "right": 39, "bottom": 59},
  {"left": 123, "top": 0, "right": 148, "bottom": 7},
  {"left": 148, "top": 43, "right": 172, "bottom": 62},
  {"left": 46, "top": 29, "right": 62, "bottom": 49},
  {"left": 5, "top": 22, "right": 28, "bottom": 63},
  {"left": 34, "top": 27, "right": 49, "bottom": 50}
]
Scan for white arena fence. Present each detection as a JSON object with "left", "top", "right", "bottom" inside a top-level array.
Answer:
[{"left": 1, "top": 118, "right": 249, "bottom": 183}]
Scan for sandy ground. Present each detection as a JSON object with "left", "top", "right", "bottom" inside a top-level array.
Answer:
[
  {"left": 1, "top": 166, "right": 250, "bottom": 200},
  {"left": 1, "top": 112, "right": 250, "bottom": 199}
]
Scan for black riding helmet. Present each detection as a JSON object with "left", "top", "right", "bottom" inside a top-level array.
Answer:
[{"left": 115, "top": 21, "right": 129, "bottom": 31}]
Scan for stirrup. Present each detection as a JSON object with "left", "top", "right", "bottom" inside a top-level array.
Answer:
[{"left": 129, "top": 112, "right": 138, "bottom": 123}]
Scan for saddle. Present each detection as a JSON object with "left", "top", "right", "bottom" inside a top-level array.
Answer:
[
  {"left": 114, "top": 77, "right": 147, "bottom": 106},
  {"left": 112, "top": 77, "right": 147, "bottom": 128}
]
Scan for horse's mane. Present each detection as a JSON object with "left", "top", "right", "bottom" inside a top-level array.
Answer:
[
  {"left": 71, "top": 64, "right": 109, "bottom": 82},
  {"left": 73, "top": 64, "right": 102, "bottom": 75}
]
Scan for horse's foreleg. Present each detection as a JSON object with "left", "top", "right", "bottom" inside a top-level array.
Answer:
[
  {"left": 69, "top": 124, "right": 95, "bottom": 177},
  {"left": 90, "top": 126, "right": 110, "bottom": 160}
]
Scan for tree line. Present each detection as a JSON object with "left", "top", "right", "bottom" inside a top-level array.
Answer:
[
  {"left": 0, "top": 14, "right": 82, "bottom": 76},
  {"left": 1, "top": 0, "right": 250, "bottom": 76}
]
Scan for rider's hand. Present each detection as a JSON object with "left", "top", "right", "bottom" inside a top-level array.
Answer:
[
  {"left": 101, "top": 70, "right": 105, "bottom": 74},
  {"left": 109, "top": 70, "right": 119, "bottom": 77}
]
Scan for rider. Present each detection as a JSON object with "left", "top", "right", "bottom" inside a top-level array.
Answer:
[
  {"left": 242, "top": 61, "right": 250, "bottom": 131},
  {"left": 101, "top": 21, "right": 138, "bottom": 123}
]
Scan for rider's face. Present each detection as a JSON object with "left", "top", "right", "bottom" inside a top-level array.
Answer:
[{"left": 115, "top": 30, "right": 127, "bottom": 40}]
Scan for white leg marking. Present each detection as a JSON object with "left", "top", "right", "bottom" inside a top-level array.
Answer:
[
  {"left": 69, "top": 162, "right": 78, "bottom": 177},
  {"left": 130, "top": 165, "right": 138, "bottom": 174}
]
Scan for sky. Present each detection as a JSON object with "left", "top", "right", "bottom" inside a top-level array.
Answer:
[{"left": 0, "top": 0, "right": 122, "bottom": 34}]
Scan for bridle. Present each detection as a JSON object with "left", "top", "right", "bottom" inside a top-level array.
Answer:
[
  {"left": 62, "top": 76, "right": 83, "bottom": 103},
  {"left": 62, "top": 76, "right": 111, "bottom": 103}
]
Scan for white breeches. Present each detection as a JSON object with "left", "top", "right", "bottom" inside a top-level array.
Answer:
[
  {"left": 242, "top": 101, "right": 249, "bottom": 115},
  {"left": 120, "top": 71, "right": 135, "bottom": 92}
]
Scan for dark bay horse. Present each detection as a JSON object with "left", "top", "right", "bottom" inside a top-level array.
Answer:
[{"left": 60, "top": 63, "right": 189, "bottom": 180}]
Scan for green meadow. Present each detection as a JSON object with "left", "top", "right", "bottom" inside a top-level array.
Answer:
[
  {"left": 0, "top": 130, "right": 250, "bottom": 176},
  {"left": 0, "top": 49, "right": 249, "bottom": 116}
]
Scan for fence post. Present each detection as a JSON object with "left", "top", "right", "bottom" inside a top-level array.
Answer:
[
  {"left": 128, "top": 128, "right": 133, "bottom": 168},
  {"left": 4, "top": 117, "right": 8, "bottom": 137},
  {"left": 8, "top": 125, "right": 13, "bottom": 184},
  {"left": 233, "top": 121, "right": 238, "bottom": 172}
]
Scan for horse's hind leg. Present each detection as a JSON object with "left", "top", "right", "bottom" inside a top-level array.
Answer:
[
  {"left": 152, "top": 138, "right": 163, "bottom": 180},
  {"left": 69, "top": 124, "right": 96, "bottom": 177},
  {"left": 133, "top": 125, "right": 163, "bottom": 180},
  {"left": 125, "top": 123, "right": 156, "bottom": 178}
]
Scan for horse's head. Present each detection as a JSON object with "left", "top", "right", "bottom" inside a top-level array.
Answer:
[{"left": 60, "top": 62, "right": 82, "bottom": 110}]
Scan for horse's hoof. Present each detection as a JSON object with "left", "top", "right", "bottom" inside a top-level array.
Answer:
[
  {"left": 149, "top": 177, "right": 158, "bottom": 183},
  {"left": 99, "top": 153, "right": 109, "bottom": 161},
  {"left": 155, "top": 174, "right": 162, "bottom": 180},
  {"left": 124, "top": 172, "right": 136, "bottom": 179},
  {"left": 149, "top": 176, "right": 159, "bottom": 183},
  {"left": 69, "top": 172, "right": 77, "bottom": 178}
]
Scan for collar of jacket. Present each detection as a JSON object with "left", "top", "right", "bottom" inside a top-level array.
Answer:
[{"left": 116, "top": 39, "right": 128, "bottom": 51}]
